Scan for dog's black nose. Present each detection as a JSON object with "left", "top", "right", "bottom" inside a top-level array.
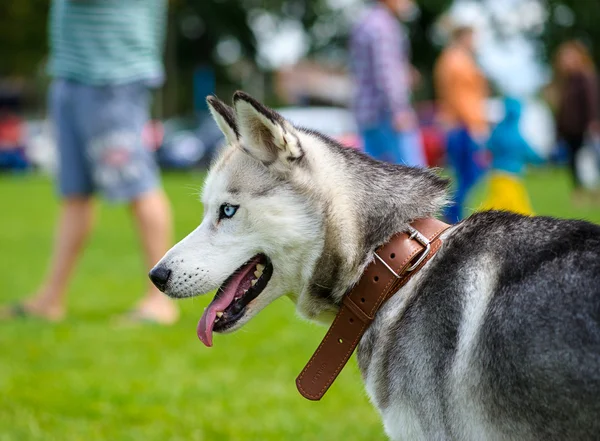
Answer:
[{"left": 149, "top": 266, "right": 171, "bottom": 292}]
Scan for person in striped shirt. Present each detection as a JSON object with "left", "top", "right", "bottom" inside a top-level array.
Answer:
[{"left": 2, "top": 0, "right": 178, "bottom": 324}]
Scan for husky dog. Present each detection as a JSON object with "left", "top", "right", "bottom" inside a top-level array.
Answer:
[{"left": 150, "top": 92, "right": 600, "bottom": 441}]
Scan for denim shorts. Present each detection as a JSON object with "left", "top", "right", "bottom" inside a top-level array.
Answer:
[{"left": 49, "top": 79, "right": 160, "bottom": 202}]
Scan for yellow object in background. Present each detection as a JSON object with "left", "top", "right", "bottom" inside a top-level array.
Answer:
[{"left": 481, "top": 172, "right": 534, "bottom": 216}]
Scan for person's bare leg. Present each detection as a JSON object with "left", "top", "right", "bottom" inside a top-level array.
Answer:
[
  {"left": 129, "top": 189, "right": 178, "bottom": 324},
  {"left": 12, "top": 197, "right": 95, "bottom": 320}
]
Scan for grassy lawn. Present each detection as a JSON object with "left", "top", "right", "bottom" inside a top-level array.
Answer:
[{"left": 1, "top": 168, "right": 599, "bottom": 441}]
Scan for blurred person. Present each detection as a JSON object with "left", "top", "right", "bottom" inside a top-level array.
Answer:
[
  {"left": 481, "top": 97, "right": 544, "bottom": 215},
  {"left": 553, "top": 40, "right": 600, "bottom": 203},
  {"left": 350, "top": 0, "right": 426, "bottom": 167},
  {"left": 434, "top": 24, "right": 489, "bottom": 223},
  {"left": 1, "top": 0, "right": 178, "bottom": 324}
]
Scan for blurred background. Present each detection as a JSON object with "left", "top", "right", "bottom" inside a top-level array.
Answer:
[
  {"left": 2, "top": 0, "right": 600, "bottom": 172},
  {"left": 2, "top": 0, "right": 600, "bottom": 440}
]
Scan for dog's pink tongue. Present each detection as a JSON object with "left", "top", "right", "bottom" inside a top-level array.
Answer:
[
  {"left": 197, "top": 294, "right": 233, "bottom": 347},
  {"left": 197, "top": 264, "right": 252, "bottom": 347}
]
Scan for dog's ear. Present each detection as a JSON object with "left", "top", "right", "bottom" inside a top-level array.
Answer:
[
  {"left": 207, "top": 96, "right": 239, "bottom": 145},
  {"left": 233, "top": 91, "right": 303, "bottom": 168}
]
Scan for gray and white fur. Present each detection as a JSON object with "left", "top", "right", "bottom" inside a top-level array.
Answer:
[{"left": 151, "top": 92, "right": 600, "bottom": 441}]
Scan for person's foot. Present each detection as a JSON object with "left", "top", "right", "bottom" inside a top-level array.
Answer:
[
  {"left": 0, "top": 297, "right": 65, "bottom": 322},
  {"left": 120, "top": 293, "right": 179, "bottom": 325}
]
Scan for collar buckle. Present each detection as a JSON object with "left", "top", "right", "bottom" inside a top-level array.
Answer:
[
  {"left": 374, "top": 226, "right": 433, "bottom": 278},
  {"left": 406, "top": 226, "right": 431, "bottom": 272}
]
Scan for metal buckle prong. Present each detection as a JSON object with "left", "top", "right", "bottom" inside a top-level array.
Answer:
[
  {"left": 406, "top": 226, "right": 431, "bottom": 272},
  {"left": 408, "top": 226, "right": 429, "bottom": 247}
]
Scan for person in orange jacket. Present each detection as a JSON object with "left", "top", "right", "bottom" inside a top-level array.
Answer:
[{"left": 434, "top": 24, "right": 489, "bottom": 222}]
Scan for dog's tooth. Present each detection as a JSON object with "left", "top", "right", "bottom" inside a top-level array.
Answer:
[
  {"left": 256, "top": 264, "right": 265, "bottom": 272},
  {"left": 216, "top": 311, "right": 223, "bottom": 318},
  {"left": 251, "top": 279, "right": 257, "bottom": 286},
  {"left": 254, "top": 270, "right": 262, "bottom": 278}
]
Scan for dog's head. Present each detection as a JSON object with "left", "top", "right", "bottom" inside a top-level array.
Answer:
[
  {"left": 150, "top": 92, "right": 448, "bottom": 346},
  {"left": 150, "top": 92, "right": 338, "bottom": 346}
]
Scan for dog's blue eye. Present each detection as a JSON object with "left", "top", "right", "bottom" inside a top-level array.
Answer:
[{"left": 219, "top": 203, "right": 239, "bottom": 220}]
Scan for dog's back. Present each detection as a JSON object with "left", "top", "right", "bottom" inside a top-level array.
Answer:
[{"left": 360, "top": 211, "right": 600, "bottom": 441}]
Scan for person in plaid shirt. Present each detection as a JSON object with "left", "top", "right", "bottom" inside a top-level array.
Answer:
[{"left": 350, "top": 0, "right": 425, "bottom": 166}]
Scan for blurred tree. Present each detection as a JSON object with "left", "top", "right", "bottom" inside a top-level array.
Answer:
[
  {"left": 0, "top": 1, "right": 50, "bottom": 77},
  {"left": 3, "top": 0, "right": 600, "bottom": 113},
  {"left": 543, "top": 0, "right": 600, "bottom": 64},
  {"left": 164, "top": 0, "right": 257, "bottom": 114},
  {"left": 408, "top": 0, "right": 455, "bottom": 99}
]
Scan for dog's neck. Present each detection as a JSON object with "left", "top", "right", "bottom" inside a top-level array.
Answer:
[
  {"left": 354, "top": 161, "right": 449, "bottom": 252},
  {"left": 295, "top": 140, "right": 449, "bottom": 323}
]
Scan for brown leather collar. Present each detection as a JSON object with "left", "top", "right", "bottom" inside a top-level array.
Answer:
[{"left": 296, "top": 218, "right": 451, "bottom": 400}]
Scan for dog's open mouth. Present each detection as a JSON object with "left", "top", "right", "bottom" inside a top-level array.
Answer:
[{"left": 197, "top": 254, "right": 273, "bottom": 347}]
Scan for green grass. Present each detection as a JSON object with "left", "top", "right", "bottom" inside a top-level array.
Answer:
[{"left": 1, "top": 168, "right": 600, "bottom": 441}]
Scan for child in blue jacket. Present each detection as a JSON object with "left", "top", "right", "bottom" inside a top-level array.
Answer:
[{"left": 482, "top": 97, "right": 544, "bottom": 215}]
